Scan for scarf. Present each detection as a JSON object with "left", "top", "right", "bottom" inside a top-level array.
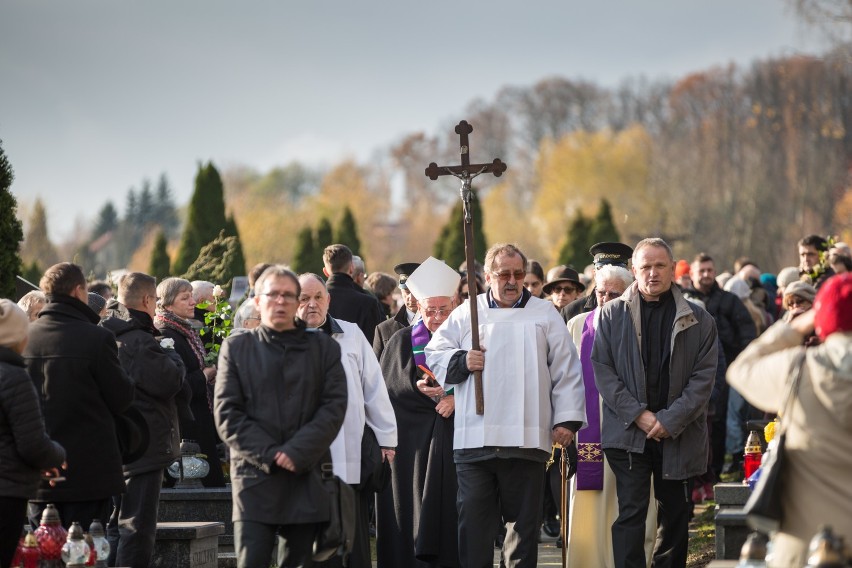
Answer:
[{"left": 155, "top": 310, "right": 206, "bottom": 369}]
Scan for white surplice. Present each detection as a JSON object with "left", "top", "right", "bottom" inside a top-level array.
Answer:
[
  {"left": 330, "top": 318, "right": 398, "bottom": 484},
  {"left": 426, "top": 294, "right": 586, "bottom": 453}
]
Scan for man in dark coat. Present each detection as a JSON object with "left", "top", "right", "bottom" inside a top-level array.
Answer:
[
  {"left": 24, "top": 263, "right": 135, "bottom": 528},
  {"left": 0, "top": 300, "right": 66, "bottom": 568},
  {"left": 101, "top": 272, "right": 187, "bottom": 568},
  {"left": 323, "top": 244, "right": 385, "bottom": 344},
  {"left": 375, "top": 258, "right": 460, "bottom": 568},
  {"left": 214, "top": 265, "right": 348, "bottom": 568},
  {"left": 684, "top": 252, "right": 757, "bottom": 477},
  {"left": 372, "top": 262, "right": 420, "bottom": 361}
]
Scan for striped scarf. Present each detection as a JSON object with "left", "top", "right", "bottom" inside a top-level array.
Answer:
[{"left": 155, "top": 310, "right": 206, "bottom": 368}]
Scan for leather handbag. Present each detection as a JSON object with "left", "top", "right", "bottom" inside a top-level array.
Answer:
[
  {"left": 312, "top": 462, "right": 356, "bottom": 562},
  {"left": 359, "top": 424, "right": 391, "bottom": 493},
  {"left": 744, "top": 351, "right": 806, "bottom": 534}
]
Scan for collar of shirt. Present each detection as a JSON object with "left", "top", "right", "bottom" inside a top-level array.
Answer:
[{"left": 486, "top": 287, "right": 530, "bottom": 309}]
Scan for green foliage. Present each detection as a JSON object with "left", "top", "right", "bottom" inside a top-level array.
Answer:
[
  {"left": 93, "top": 202, "right": 119, "bottom": 240},
  {"left": 292, "top": 226, "right": 318, "bottom": 274},
  {"left": 433, "top": 188, "right": 486, "bottom": 269},
  {"left": 0, "top": 139, "right": 23, "bottom": 299},
  {"left": 224, "top": 215, "right": 247, "bottom": 277},
  {"left": 589, "top": 198, "right": 620, "bottom": 245},
  {"left": 153, "top": 174, "right": 179, "bottom": 237},
  {"left": 335, "top": 206, "right": 361, "bottom": 257},
  {"left": 316, "top": 217, "right": 334, "bottom": 251},
  {"left": 557, "top": 210, "right": 593, "bottom": 269},
  {"left": 21, "top": 261, "right": 42, "bottom": 287},
  {"left": 197, "top": 289, "right": 234, "bottom": 365},
  {"left": 21, "top": 198, "right": 58, "bottom": 267},
  {"left": 148, "top": 230, "right": 171, "bottom": 281},
  {"left": 174, "top": 162, "right": 228, "bottom": 275},
  {"left": 181, "top": 230, "right": 242, "bottom": 289}
]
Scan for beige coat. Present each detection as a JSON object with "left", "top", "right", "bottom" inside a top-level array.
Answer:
[{"left": 727, "top": 324, "right": 852, "bottom": 567}]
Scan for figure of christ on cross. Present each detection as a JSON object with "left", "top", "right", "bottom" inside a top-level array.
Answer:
[{"left": 424, "top": 119, "right": 507, "bottom": 415}]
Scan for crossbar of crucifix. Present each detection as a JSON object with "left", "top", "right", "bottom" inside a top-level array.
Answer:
[{"left": 424, "top": 120, "right": 507, "bottom": 415}]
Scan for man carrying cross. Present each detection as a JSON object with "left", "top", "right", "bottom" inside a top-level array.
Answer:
[{"left": 426, "top": 242, "right": 586, "bottom": 568}]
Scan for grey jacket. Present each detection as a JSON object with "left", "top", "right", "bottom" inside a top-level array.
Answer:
[
  {"left": 592, "top": 283, "right": 718, "bottom": 480},
  {"left": 214, "top": 323, "right": 348, "bottom": 525}
]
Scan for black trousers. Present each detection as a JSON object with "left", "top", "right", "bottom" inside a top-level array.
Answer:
[
  {"left": 107, "top": 469, "right": 163, "bottom": 568},
  {"left": 605, "top": 444, "right": 691, "bottom": 568},
  {"left": 0, "top": 496, "right": 27, "bottom": 568},
  {"left": 234, "top": 520, "right": 317, "bottom": 568},
  {"left": 28, "top": 499, "right": 111, "bottom": 530},
  {"left": 456, "top": 458, "right": 544, "bottom": 568}
]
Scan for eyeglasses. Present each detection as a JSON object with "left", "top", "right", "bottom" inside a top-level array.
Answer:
[
  {"left": 595, "top": 290, "right": 622, "bottom": 301},
  {"left": 423, "top": 308, "right": 452, "bottom": 318},
  {"left": 260, "top": 291, "right": 298, "bottom": 303},
  {"left": 491, "top": 270, "right": 526, "bottom": 282},
  {"left": 551, "top": 285, "right": 578, "bottom": 295}
]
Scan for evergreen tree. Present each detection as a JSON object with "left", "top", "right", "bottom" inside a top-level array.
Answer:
[
  {"left": 433, "top": 188, "right": 486, "bottom": 269},
  {"left": 0, "top": 139, "right": 23, "bottom": 299},
  {"left": 137, "top": 179, "right": 154, "bottom": 227},
  {"left": 182, "top": 230, "right": 242, "bottom": 289},
  {"left": 589, "top": 198, "right": 620, "bottom": 245},
  {"left": 334, "top": 207, "right": 361, "bottom": 257},
  {"left": 21, "top": 261, "right": 41, "bottom": 288},
  {"left": 224, "top": 215, "right": 247, "bottom": 277},
  {"left": 316, "top": 217, "right": 334, "bottom": 251},
  {"left": 558, "top": 210, "right": 593, "bottom": 269},
  {"left": 148, "top": 230, "right": 171, "bottom": 281},
  {"left": 154, "top": 173, "right": 179, "bottom": 237},
  {"left": 292, "top": 226, "right": 317, "bottom": 274},
  {"left": 125, "top": 189, "right": 138, "bottom": 224},
  {"left": 21, "top": 198, "right": 58, "bottom": 267},
  {"left": 173, "top": 162, "right": 228, "bottom": 275},
  {"left": 92, "top": 202, "right": 119, "bottom": 239}
]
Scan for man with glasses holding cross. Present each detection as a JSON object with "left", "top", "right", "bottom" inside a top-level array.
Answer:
[{"left": 426, "top": 243, "right": 586, "bottom": 568}]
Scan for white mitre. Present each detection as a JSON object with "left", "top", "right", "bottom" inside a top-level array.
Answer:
[{"left": 405, "top": 256, "right": 460, "bottom": 300}]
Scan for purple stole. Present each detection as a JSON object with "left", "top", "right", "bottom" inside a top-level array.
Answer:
[
  {"left": 577, "top": 310, "right": 604, "bottom": 490},
  {"left": 411, "top": 320, "right": 431, "bottom": 371}
]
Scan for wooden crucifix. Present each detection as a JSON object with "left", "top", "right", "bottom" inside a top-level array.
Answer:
[{"left": 425, "top": 120, "right": 507, "bottom": 415}]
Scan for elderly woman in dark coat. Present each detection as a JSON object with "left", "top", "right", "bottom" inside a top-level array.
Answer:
[
  {"left": 0, "top": 300, "right": 65, "bottom": 568},
  {"left": 155, "top": 278, "right": 225, "bottom": 487}
]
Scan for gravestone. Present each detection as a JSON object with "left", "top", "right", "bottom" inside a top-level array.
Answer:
[{"left": 152, "top": 522, "right": 224, "bottom": 568}]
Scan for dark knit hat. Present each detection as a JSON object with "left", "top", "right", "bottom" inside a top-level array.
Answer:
[{"left": 88, "top": 292, "right": 107, "bottom": 315}]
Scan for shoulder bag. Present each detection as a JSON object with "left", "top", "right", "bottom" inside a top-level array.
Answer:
[{"left": 744, "top": 350, "right": 806, "bottom": 534}]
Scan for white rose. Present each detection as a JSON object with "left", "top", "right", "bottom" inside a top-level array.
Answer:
[
  {"left": 213, "top": 285, "right": 224, "bottom": 298},
  {"left": 160, "top": 338, "right": 175, "bottom": 350}
]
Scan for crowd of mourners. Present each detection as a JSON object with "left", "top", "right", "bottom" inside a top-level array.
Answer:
[{"left": 0, "top": 232, "right": 849, "bottom": 568}]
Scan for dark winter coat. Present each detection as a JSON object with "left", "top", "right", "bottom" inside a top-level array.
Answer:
[
  {"left": 101, "top": 302, "right": 187, "bottom": 477},
  {"left": 560, "top": 292, "right": 597, "bottom": 323},
  {"left": 214, "top": 323, "right": 348, "bottom": 524},
  {"left": 23, "top": 295, "right": 135, "bottom": 502},
  {"left": 685, "top": 282, "right": 756, "bottom": 365},
  {"left": 592, "top": 283, "right": 718, "bottom": 480},
  {"left": 0, "top": 347, "right": 66, "bottom": 500},
  {"left": 372, "top": 306, "right": 411, "bottom": 361},
  {"left": 156, "top": 326, "right": 226, "bottom": 487},
  {"left": 326, "top": 273, "right": 385, "bottom": 344}
]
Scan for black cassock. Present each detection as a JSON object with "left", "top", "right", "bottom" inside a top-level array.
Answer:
[{"left": 375, "top": 326, "right": 459, "bottom": 568}]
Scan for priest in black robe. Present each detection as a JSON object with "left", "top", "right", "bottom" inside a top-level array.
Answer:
[{"left": 375, "top": 258, "right": 461, "bottom": 568}]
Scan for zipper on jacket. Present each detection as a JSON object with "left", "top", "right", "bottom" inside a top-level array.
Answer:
[{"left": 628, "top": 451, "right": 633, "bottom": 471}]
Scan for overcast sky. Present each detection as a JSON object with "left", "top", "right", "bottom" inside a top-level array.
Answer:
[{"left": 0, "top": 0, "right": 825, "bottom": 241}]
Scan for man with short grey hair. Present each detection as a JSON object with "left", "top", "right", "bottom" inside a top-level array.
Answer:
[{"left": 592, "top": 238, "right": 717, "bottom": 568}]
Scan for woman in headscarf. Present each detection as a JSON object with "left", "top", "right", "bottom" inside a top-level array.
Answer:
[{"left": 155, "top": 277, "right": 225, "bottom": 487}]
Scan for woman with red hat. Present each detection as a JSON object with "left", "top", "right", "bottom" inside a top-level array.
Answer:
[{"left": 727, "top": 273, "right": 852, "bottom": 567}]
